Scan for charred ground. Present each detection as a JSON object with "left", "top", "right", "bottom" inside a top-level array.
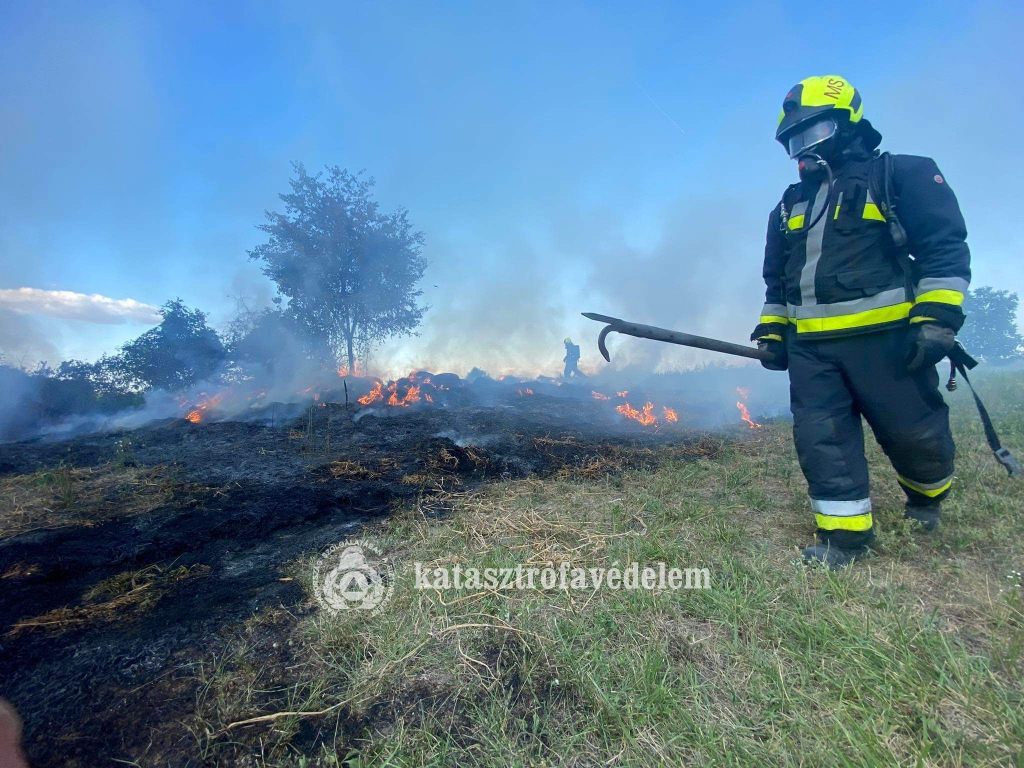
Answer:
[{"left": 0, "top": 390, "right": 730, "bottom": 766}]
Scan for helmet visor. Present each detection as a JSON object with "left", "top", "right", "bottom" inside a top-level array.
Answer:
[{"left": 785, "top": 118, "right": 837, "bottom": 158}]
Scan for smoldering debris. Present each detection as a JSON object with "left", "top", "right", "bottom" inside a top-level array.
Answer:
[{"left": 2, "top": 360, "right": 789, "bottom": 445}]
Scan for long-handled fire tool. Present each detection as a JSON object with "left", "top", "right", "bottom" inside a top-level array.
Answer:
[
  {"left": 583, "top": 311, "right": 1020, "bottom": 477},
  {"left": 581, "top": 312, "right": 776, "bottom": 363}
]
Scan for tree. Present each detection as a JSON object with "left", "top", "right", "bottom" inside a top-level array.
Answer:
[
  {"left": 959, "top": 287, "right": 1024, "bottom": 364},
  {"left": 225, "top": 305, "right": 296, "bottom": 375},
  {"left": 116, "top": 299, "right": 225, "bottom": 390},
  {"left": 249, "top": 163, "right": 428, "bottom": 373}
]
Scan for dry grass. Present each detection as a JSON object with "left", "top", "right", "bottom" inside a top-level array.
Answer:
[
  {"left": 326, "top": 460, "right": 381, "bottom": 480},
  {"left": 185, "top": 372, "right": 1024, "bottom": 766},
  {"left": 0, "top": 463, "right": 175, "bottom": 541},
  {"left": 8, "top": 562, "right": 211, "bottom": 637}
]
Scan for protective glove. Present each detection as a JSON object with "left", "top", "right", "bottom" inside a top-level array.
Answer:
[
  {"left": 757, "top": 339, "right": 788, "bottom": 371},
  {"left": 905, "top": 322, "right": 955, "bottom": 372},
  {"left": 751, "top": 322, "right": 788, "bottom": 371}
]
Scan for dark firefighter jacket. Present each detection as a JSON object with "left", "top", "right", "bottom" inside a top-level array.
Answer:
[{"left": 753, "top": 145, "right": 971, "bottom": 342}]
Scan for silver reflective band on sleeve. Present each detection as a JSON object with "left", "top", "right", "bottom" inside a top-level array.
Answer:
[
  {"left": 798, "top": 182, "right": 832, "bottom": 308},
  {"left": 915, "top": 277, "right": 970, "bottom": 295},
  {"left": 761, "top": 303, "right": 788, "bottom": 318},
  {"left": 810, "top": 498, "right": 872, "bottom": 516}
]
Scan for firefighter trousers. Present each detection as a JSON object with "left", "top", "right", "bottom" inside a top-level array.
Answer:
[{"left": 787, "top": 326, "right": 955, "bottom": 549}]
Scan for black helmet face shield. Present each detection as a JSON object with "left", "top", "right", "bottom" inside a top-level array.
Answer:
[{"left": 785, "top": 116, "right": 837, "bottom": 159}]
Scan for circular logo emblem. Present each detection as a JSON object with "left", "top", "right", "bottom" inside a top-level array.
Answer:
[
  {"left": 934, "top": 174, "right": 944, "bottom": 184},
  {"left": 313, "top": 538, "right": 394, "bottom": 614}
]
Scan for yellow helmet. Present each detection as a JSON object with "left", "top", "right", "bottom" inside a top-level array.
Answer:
[
  {"left": 776, "top": 76, "right": 880, "bottom": 153},
  {"left": 564, "top": 337, "right": 572, "bottom": 344}
]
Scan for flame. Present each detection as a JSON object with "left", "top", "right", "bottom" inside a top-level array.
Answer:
[
  {"left": 616, "top": 390, "right": 628, "bottom": 398},
  {"left": 663, "top": 406, "right": 678, "bottom": 422},
  {"left": 517, "top": 388, "right": 534, "bottom": 396},
  {"left": 736, "top": 387, "right": 762, "bottom": 429},
  {"left": 387, "top": 383, "right": 420, "bottom": 407},
  {"left": 358, "top": 381, "right": 384, "bottom": 405},
  {"left": 617, "top": 401, "right": 657, "bottom": 426},
  {"left": 425, "top": 393, "right": 434, "bottom": 403},
  {"left": 591, "top": 391, "right": 610, "bottom": 401},
  {"left": 182, "top": 391, "right": 224, "bottom": 424},
  {"left": 337, "top": 367, "right": 349, "bottom": 377}
]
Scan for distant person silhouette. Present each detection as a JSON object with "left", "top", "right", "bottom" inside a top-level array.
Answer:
[{"left": 562, "top": 338, "right": 585, "bottom": 378}]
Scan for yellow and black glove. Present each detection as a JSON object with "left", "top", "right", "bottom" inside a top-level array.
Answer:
[{"left": 751, "top": 323, "right": 788, "bottom": 371}]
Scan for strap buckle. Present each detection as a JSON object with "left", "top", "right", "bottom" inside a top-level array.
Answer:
[{"left": 994, "top": 447, "right": 1023, "bottom": 477}]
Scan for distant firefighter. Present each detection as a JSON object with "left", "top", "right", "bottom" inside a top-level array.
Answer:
[{"left": 562, "top": 338, "right": 585, "bottom": 378}]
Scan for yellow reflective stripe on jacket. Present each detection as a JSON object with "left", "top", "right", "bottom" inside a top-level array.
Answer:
[
  {"left": 897, "top": 474, "right": 953, "bottom": 497},
  {"left": 915, "top": 289, "right": 964, "bottom": 306},
  {"left": 795, "top": 302, "right": 911, "bottom": 333},
  {"left": 814, "top": 512, "right": 874, "bottom": 532},
  {"left": 862, "top": 202, "right": 885, "bottom": 221},
  {"left": 761, "top": 334, "right": 783, "bottom": 342},
  {"left": 759, "top": 315, "right": 790, "bottom": 325},
  {"left": 831, "top": 202, "right": 885, "bottom": 221},
  {"left": 787, "top": 214, "right": 805, "bottom": 230},
  {"left": 909, "top": 316, "right": 938, "bottom": 324}
]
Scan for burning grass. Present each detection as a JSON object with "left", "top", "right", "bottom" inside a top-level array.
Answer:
[
  {"left": 3, "top": 372, "right": 1022, "bottom": 765},
  {"left": 183, "top": 371, "right": 1024, "bottom": 766}
]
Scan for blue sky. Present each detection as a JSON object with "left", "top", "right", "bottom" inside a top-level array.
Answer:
[{"left": 2, "top": 0, "right": 1022, "bottom": 376}]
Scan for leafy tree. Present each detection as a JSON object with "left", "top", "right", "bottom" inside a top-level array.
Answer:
[
  {"left": 249, "top": 163, "right": 428, "bottom": 373},
  {"left": 117, "top": 299, "right": 225, "bottom": 390},
  {"left": 959, "top": 287, "right": 1024, "bottom": 364}
]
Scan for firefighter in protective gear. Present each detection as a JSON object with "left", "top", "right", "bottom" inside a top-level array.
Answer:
[
  {"left": 751, "top": 75, "right": 970, "bottom": 568},
  {"left": 563, "top": 338, "right": 585, "bottom": 378}
]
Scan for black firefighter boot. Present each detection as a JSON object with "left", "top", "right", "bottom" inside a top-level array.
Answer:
[
  {"left": 801, "top": 543, "right": 870, "bottom": 570},
  {"left": 801, "top": 527, "right": 873, "bottom": 570},
  {"left": 904, "top": 502, "right": 941, "bottom": 532}
]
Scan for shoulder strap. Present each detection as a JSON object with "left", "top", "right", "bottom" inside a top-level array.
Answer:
[
  {"left": 947, "top": 344, "right": 1022, "bottom": 476},
  {"left": 777, "top": 183, "right": 801, "bottom": 233},
  {"left": 870, "top": 152, "right": 916, "bottom": 299}
]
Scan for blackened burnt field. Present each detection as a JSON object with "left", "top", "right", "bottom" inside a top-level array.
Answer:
[{"left": 0, "top": 389, "right": 737, "bottom": 765}]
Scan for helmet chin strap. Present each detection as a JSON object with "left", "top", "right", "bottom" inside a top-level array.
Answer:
[{"left": 796, "top": 152, "right": 834, "bottom": 230}]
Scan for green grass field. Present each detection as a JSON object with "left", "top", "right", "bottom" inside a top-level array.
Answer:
[{"left": 201, "top": 371, "right": 1024, "bottom": 767}]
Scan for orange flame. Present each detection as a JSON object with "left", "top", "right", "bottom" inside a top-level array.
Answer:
[
  {"left": 387, "top": 383, "right": 421, "bottom": 407},
  {"left": 358, "top": 381, "right": 384, "bottom": 406},
  {"left": 617, "top": 401, "right": 657, "bottom": 426},
  {"left": 663, "top": 406, "right": 678, "bottom": 422},
  {"left": 616, "top": 390, "right": 628, "bottom": 398},
  {"left": 182, "top": 391, "right": 224, "bottom": 424},
  {"left": 591, "top": 391, "right": 610, "bottom": 401},
  {"left": 518, "top": 388, "right": 534, "bottom": 396},
  {"left": 337, "top": 367, "right": 349, "bottom": 377},
  {"left": 736, "top": 387, "right": 762, "bottom": 428}
]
